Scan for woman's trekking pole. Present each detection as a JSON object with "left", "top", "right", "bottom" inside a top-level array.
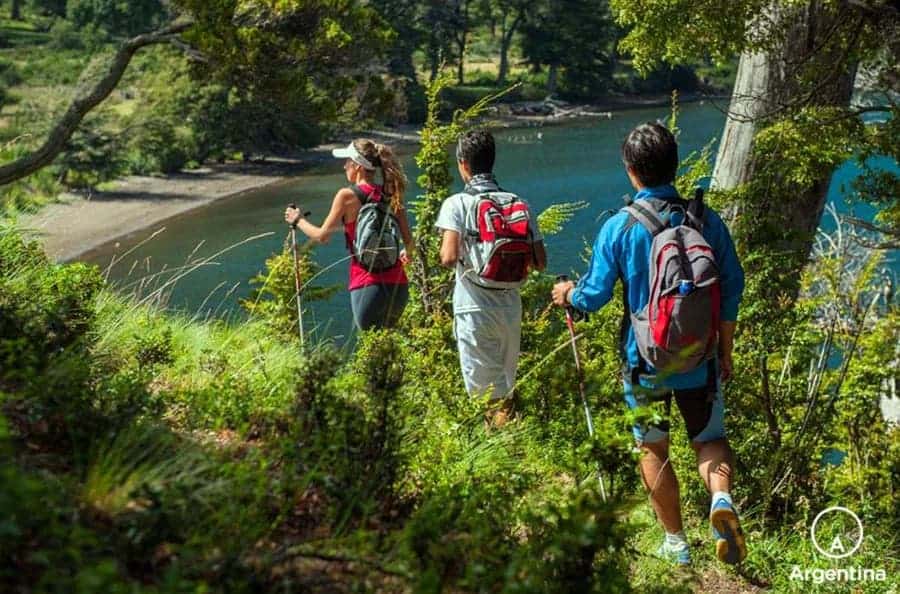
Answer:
[
  {"left": 288, "top": 203, "right": 311, "bottom": 350},
  {"left": 557, "top": 274, "right": 608, "bottom": 502}
]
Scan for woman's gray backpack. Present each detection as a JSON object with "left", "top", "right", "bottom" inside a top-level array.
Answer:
[
  {"left": 624, "top": 189, "right": 721, "bottom": 374},
  {"left": 350, "top": 184, "right": 402, "bottom": 273}
]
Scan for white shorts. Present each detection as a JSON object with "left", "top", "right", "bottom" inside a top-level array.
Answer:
[{"left": 453, "top": 306, "right": 522, "bottom": 400}]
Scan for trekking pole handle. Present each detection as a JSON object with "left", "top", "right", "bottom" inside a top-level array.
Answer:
[
  {"left": 287, "top": 203, "right": 311, "bottom": 227},
  {"left": 555, "top": 274, "right": 576, "bottom": 316}
]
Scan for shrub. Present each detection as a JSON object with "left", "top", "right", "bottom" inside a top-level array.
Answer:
[
  {"left": 0, "top": 228, "right": 103, "bottom": 389},
  {"left": 241, "top": 243, "right": 338, "bottom": 336},
  {"left": 47, "top": 18, "right": 84, "bottom": 50}
]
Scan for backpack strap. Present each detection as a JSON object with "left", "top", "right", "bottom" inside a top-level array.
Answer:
[
  {"left": 346, "top": 184, "right": 380, "bottom": 257},
  {"left": 686, "top": 187, "right": 706, "bottom": 231},
  {"left": 624, "top": 199, "right": 667, "bottom": 236},
  {"left": 350, "top": 184, "right": 370, "bottom": 205}
]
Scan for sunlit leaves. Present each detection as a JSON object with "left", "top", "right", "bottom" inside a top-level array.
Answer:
[
  {"left": 753, "top": 107, "right": 865, "bottom": 187},
  {"left": 537, "top": 201, "right": 588, "bottom": 237},
  {"left": 610, "top": 0, "right": 763, "bottom": 73}
]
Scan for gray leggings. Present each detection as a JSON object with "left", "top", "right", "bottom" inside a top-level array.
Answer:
[{"left": 349, "top": 283, "right": 409, "bottom": 331}]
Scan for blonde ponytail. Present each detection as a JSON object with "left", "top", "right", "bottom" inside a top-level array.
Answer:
[
  {"left": 376, "top": 143, "right": 407, "bottom": 213},
  {"left": 353, "top": 138, "right": 408, "bottom": 213}
]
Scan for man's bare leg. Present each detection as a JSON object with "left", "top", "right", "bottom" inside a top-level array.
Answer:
[
  {"left": 640, "top": 438, "right": 683, "bottom": 533},
  {"left": 692, "top": 437, "right": 733, "bottom": 493},
  {"left": 693, "top": 437, "right": 746, "bottom": 564}
]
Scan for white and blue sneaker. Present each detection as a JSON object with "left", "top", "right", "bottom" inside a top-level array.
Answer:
[
  {"left": 656, "top": 539, "right": 692, "bottom": 566},
  {"left": 710, "top": 498, "right": 747, "bottom": 564}
]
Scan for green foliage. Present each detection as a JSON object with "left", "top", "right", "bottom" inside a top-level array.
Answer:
[
  {"left": 0, "top": 57, "right": 22, "bottom": 89},
  {"left": 853, "top": 106, "right": 900, "bottom": 234},
  {"left": 505, "top": 487, "right": 632, "bottom": 594},
  {"left": 59, "top": 112, "right": 129, "bottom": 186},
  {"left": 241, "top": 240, "right": 338, "bottom": 335},
  {"left": 610, "top": 0, "right": 763, "bottom": 74},
  {"left": 31, "top": 0, "right": 68, "bottom": 18},
  {"left": 46, "top": 17, "right": 84, "bottom": 49},
  {"left": 538, "top": 201, "right": 589, "bottom": 237},
  {"left": 92, "top": 294, "right": 304, "bottom": 432},
  {"left": 753, "top": 108, "right": 864, "bottom": 187},
  {"left": 0, "top": 227, "right": 103, "bottom": 388},
  {"left": 68, "top": 0, "right": 168, "bottom": 38},
  {"left": 521, "top": 0, "right": 617, "bottom": 99},
  {"left": 2, "top": 8, "right": 898, "bottom": 590},
  {"left": 615, "top": 63, "right": 700, "bottom": 96},
  {"left": 176, "top": 0, "right": 394, "bottom": 145}
]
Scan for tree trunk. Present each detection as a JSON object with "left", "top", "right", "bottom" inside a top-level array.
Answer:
[
  {"left": 711, "top": 50, "right": 772, "bottom": 193},
  {"left": 711, "top": 2, "right": 858, "bottom": 289},
  {"left": 547, "top": 63, "right": 558, "bottom": 95},
  {"left": 428, "top": 33, "right": 440, "bottom": 82},
  {"left": 456, "top": 0, "right": 468, "bottom": 85},
  {"left": 0, "top": 21, "right": 192, "bottom": 187},
  {"left": 11, "top": 0, "right": 22, "bottom": 20},
  {"left": 456, "top": 32, "right": 465, "bottom": 86},
  {"left": 497, "top": 41, "right": 509, "bottom": 85},
  {"left": 496, "top": 13, "right": 521, "bottom": 86}
]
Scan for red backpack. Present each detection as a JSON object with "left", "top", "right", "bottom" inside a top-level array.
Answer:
[{"left": 461, "top": 189, "right": 535, "bottom": 289}]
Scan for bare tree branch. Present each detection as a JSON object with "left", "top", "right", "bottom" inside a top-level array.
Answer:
[
  {"left": 0, "top": 19, "right": 194, "bottom": 187},
  {"left": 845, "top": 215, "right": 900, "bottom": 237}
]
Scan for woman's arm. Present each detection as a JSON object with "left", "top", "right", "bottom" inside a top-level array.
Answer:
[
  {"left": 285, "top": 189, "right": 351, "bottom": 244},
  {"left": 395, "top": 203, "right": 414, "bottom": 250}
]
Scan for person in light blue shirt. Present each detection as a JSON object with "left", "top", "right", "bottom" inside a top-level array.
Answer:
[
  {"left": 438, "top": 130, "right": 547, "bottom": 428},
  {"left": 552, "top": 122, "right": 746, "bottom": 566}
]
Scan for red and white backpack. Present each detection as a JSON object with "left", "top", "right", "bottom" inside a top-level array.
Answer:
[{"left": 460, "top": 189, "right": 535, "bottom": 289}]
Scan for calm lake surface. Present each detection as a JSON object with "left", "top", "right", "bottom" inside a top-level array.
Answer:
[{"left": 82, "top": 103, "right": 893, "bottom": 343}]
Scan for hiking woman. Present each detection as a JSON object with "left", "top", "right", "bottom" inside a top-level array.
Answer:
[{"left": 284, "top": 139, "right": 413, "bottom": 331}]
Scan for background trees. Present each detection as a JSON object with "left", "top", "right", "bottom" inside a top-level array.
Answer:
[
  {"left": 68, "top": 0, "right": 169, "bottom": 37},
  {"left": 0, "top": 0, "right": 732, "bottom": 199},
  {"left": 520, "top": 0, "right": 615, "bottom": 98}
]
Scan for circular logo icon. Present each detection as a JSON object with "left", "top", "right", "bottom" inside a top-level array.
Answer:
[{"left": 810, "top": 506, "right": 864, "bottom": 559}]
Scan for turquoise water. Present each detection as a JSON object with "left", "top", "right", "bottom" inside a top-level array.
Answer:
[{"left": 82, "top": 103, "right": 895, "bottom": 342}]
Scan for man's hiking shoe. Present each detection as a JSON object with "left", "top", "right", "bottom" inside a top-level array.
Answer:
[
  {"left": 710, "top": 498, "right": 747, "bottom": 564},
  {"left": 655, "top": 540, "right": 692, "bottom": 566}
]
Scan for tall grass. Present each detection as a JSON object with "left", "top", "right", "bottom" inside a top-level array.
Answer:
[{"left": 82, "top": 423, "right": 225, "bottom": 516}]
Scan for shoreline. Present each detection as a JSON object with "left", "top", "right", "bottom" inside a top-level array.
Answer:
[{"left": 17, "top": 94, "right": 725, "bottom": 263}]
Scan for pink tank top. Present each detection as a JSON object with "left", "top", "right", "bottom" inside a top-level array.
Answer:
[{"left": 345, "top": 183, "right": 408, "bottom": 291}]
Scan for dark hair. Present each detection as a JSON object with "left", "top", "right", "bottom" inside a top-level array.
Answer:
[
  {"left": 621, "top": 122, "right": 679, "bottom": 187},
  {"left": 456, "top": 129, "right": 495, "bottom": 175}
]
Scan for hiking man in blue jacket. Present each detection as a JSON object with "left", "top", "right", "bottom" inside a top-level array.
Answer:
[{"left": 552, "top": 122, "right": 747, "bottom": 566}]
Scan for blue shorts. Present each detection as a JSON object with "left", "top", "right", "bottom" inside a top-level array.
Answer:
[{"left": 623, "top": 378, "right": 726, "bottom": 445}]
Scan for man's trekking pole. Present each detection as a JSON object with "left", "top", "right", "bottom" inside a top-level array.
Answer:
[
  {"left": 288, "top": 203, "right": 311, "bottom": 350},
  {"left": 557, "top": 274, "right": 608, "bottom": 502}
]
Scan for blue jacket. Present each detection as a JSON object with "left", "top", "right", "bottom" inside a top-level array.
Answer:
[{"left": 570, "top": 184, "right": 745, "bottom": 389}]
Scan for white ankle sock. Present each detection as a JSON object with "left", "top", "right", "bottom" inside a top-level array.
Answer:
[
  {"left": 665, "top": 531, "right": 688, "bottom": 547},
  {"left": 711, "top": 491, "right": 733, "bottom": 510}
]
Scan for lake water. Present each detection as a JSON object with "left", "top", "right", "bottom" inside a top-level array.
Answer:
[{"left": 82, "top": 103, "right": 895, "bottom": 343}]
